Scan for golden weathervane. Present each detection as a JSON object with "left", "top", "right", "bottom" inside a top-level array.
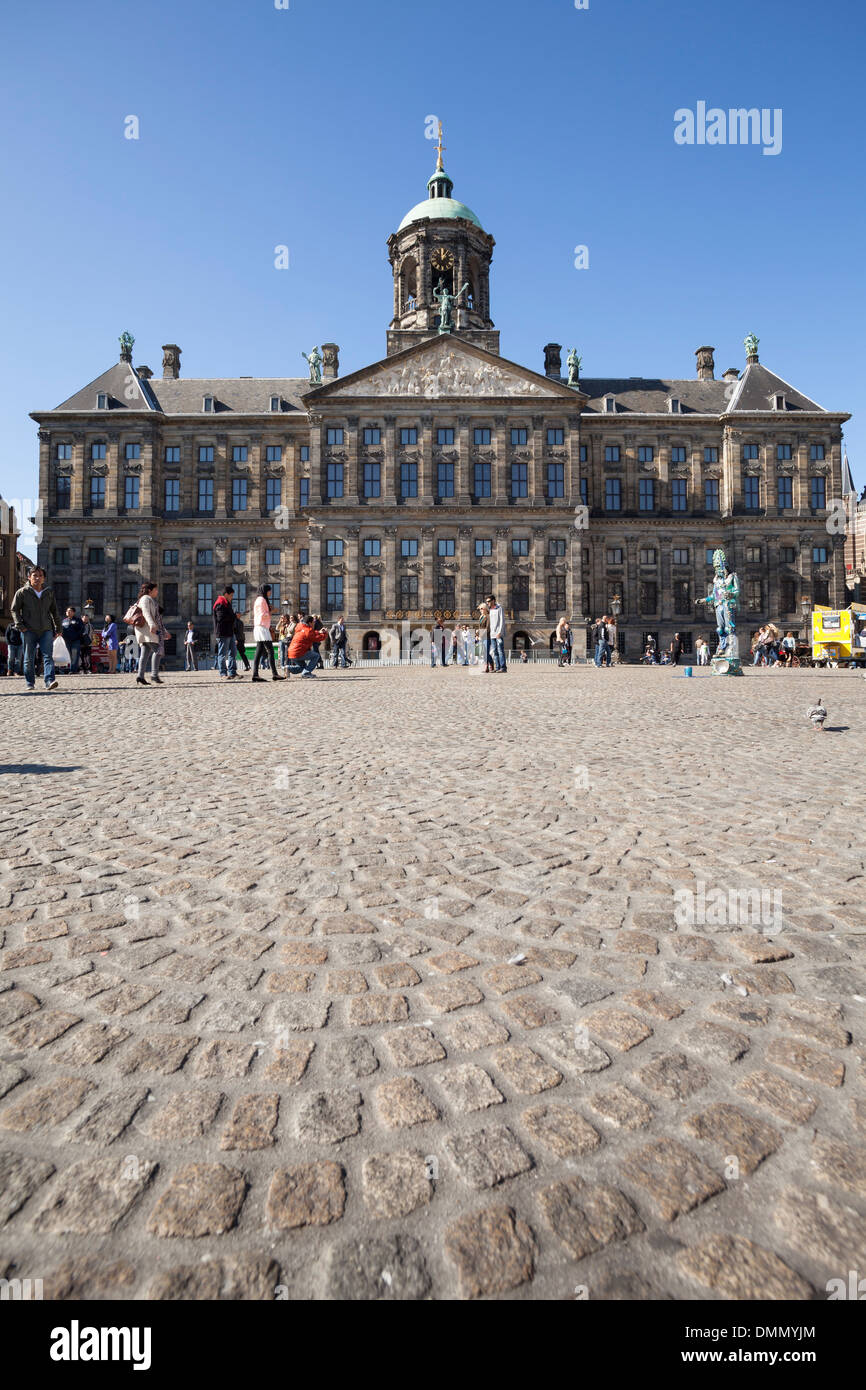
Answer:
[{"left": 435, "top": 120, "right": 446, "bottom": 171}]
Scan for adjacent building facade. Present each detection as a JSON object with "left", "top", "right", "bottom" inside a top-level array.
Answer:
[{"left": 31, "top": 148, "right": 852, "bottom": 660}]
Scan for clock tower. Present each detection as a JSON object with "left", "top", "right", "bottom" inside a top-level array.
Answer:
[{"left": 386, "top": 125, "right": 498, "bottom": 357}]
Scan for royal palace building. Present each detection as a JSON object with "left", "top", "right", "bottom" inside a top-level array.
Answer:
[{"left": 31, "top": 142, "right": 852, "bottom": 660}]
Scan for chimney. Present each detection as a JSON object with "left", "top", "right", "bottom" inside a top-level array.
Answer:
[
  {"left": 136, "top": 366, "right": 153, "bottom": 380},
  {"left": 722, "top": 367, "right": 739, "bottom": 383},
  {"left": 695, "top": 346, "right": 715, "bottom": 380},
  {"left": 543, "top": 343, "right": 562, "bottom": 379},
  {"left": 321, "top": 343, "right": 340, "bottom": 380},
  {"left": 162, "top": 344, "right": 182, "bottom": 379}
]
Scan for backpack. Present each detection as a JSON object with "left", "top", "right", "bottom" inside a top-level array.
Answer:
[{"left": 123, "top": 602, "right": 145, "bottom": 627}]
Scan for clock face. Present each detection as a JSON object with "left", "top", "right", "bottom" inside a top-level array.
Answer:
[{"left": 431, "top": 248, "right": 454, "bottom": 272}]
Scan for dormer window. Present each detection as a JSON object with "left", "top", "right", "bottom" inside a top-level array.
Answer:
[
  {"left": 604, "top": 395, "right": 616, "bottom": 414},
  {"left": 203, "top": 395, "right": 214, "bottom": 413},
  {"left": 269, "top": 395, "right": 280, "bottom": 412},
  {"left": 668, "top": 397, "right": 680, "bottom": 414},
  {"left": 96, "top": 392, "right": 108, "bottom": 410},
  {"left": 773, "top": 394, "right": 786, "bottom": 411}
]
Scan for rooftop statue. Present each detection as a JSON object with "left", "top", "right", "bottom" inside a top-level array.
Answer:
[
  {"left": 302, "top": 346, "right": 322, "bottom": 383},
  {"left": 744, "top": 332, "right": 759, "bottom": 359},
  {"left": 433, "top": 278, "right": 469, "bottom": 334},
  {"left": 566, "top": 348, "right": 582, "bottom": 387}
]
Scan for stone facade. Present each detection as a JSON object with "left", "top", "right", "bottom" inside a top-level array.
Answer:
[
  {"left": 30, "top": 157, "right": 852, "bottom": 660},
  {"left": 0, "top": 496, "right": 20, "bottom": 628}
]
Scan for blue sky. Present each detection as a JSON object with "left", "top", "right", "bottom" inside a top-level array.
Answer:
[{"left": 1, "top": 0, "right": 863, "bottom": 546}]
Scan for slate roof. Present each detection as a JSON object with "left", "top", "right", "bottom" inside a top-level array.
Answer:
[
  {"left": 52, "top": 362, "right": 156, "bottom": 413},
  {"left": 724, "top": 362, "right": 825, "bottom": 413},
  {"left": 52, "top": 370, "right": 311, "bottom": 414},
  {"left": 577, "top": 378, "right": 731, "bottom": 415}
]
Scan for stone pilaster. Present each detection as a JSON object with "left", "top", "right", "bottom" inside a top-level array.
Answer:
[
  {"left": 530, "top": 415, "right": 544, "bottom": 508},
  {"left": 421, "top": 525, "right": 435, "bottom": 609},
  {"left": 383, "top": 415, "right": 397, "bottom": 505},
  {"left": 457, "top": 415, "right": 471, "bottom": 505},
  {"left": 531, "top": 526, "right": 546, "bottom": 621},
  {"left": 346, "top": 527, "right": 360, "bottom": 617},
  {"left": 420, "top": 414, "right": 434, "bottom": 505}
]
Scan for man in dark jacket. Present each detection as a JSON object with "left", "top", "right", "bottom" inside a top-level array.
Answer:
[
  {"left": 11, "top": 565, "right": 62, "bottom": 692},
  {"left": 4, "top": 621, "right": 23, "bottom": 677},
  {"left": 329, "top": 617, "right": 348, "bottom": 668},
  {"left": 212, "top": 585, "right": 238, "bottom": 679},
  {"left": 593, "top": 616, "right": 612, "bottom": 668},
  {"left": 61, "top": 606, "right": 86, "bottom": 673},
  {"left": 669, "top": 632, "right": 683, "bottom": 666},
  {"left": 233, "top": 613, "right": 251, "bottom": 671}
]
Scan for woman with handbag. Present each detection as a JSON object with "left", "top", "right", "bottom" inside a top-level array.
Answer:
[
  {"left": 132, "top": 582, "right": 163, "bottom": 686},
  {"left": 251, "top": 585, "right": 284, "bottom": 682}
]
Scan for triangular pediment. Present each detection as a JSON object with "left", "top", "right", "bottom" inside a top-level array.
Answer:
[{"left": 305, "top": 336, "right": 582, "bottom": 401}]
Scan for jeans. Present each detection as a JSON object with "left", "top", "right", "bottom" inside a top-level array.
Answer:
[
  {"left": 490, "top": 636, "right": 506, "bottom": 671},
  {"left": 66, "top": 640, "right": 81, "bottom": 673},
  {"left": 298, "top": 650, "right": 319, "bottom": 675},
  {"left": 7, "top": 646, "right": 23, "bottom": 675},
  {"left": 279, "top": 639, "right": 289, "bottom": 669},
  {"left": 332, "top": 641, "right": 347, "bottom": 668},
  {"left": 595, "top": 641, "right": 611, "bottom": 667},
  {"left": 22, "top": 629, "right": 56, "bottom": 688},
  {"left": 216, "top": 635, "right": 237, "bottom": 677},
  {"left": 137, "top": 642, "right": 160, "bottom": 678}
]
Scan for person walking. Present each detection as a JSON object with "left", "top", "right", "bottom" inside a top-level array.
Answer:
[
  {"left": 234, "top": 612, "right": 251, "bottom": 672},
  {"left": 4, "top": 620, "right": 23, "bottom": 677},
  {"left": 431, "top": 619, "right": 444, "bottom": 668},
  {"left": 183, "top": 621, "right": 197, "bottom": 670},
  {"left": 329, "top": 616, "right": 348, "bottom": 668},
  {"left": 669, "top": 632, "right": 683, "bottom": 667},
  {"left": 11, "top": 565, "right": 62, "bottom": 692},
  {"left": 477, "top": 604, "right": 492, "bottom": 670},
  {"left": 61, "top": 606, "right": 85, "bottom": 674},
  {"left": 288, "top": 614, "right": 328, "bottom": 678},
  {"left": 555, "top": 616, "right": 571, "bottom": 667},
  {"left": 276, "top": 613, "right": 291, "bottom": 672},
  {"left": 102, "top": 614, "right": 119, "bottom": 673},
  {"left": 80, "top": 614, "right": 93, "bottom": 673},
  {"left": 134, "top": 582, "right": 163, "bottom": 686},
  {"left": 251, "top": 584, "right": 284, "bottom": 681},
  {"left": 695, "top": 636, "right": 709, "bottom": 667},
  {"left": 487, "top": 594, "right": 507, "bottom": 673},
  {"left": 212, "top": 585, "right": 238, "bottom": 679}
]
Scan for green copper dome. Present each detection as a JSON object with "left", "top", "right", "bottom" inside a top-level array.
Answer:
[{"left": 398, "top": 195, "right": 484, "bottom": 231}]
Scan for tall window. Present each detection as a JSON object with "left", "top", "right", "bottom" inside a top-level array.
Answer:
[
  {"left": 549, "top": 539, "right": 567, "bottom": 558},
  {"left": 266, "top": 445, "right": 282, "bottom": 463},
  {"left": 87, "top": 546, "right": 105, "bottom": 565},
  {"left": 363, "top": 462, "right": 381, "bottom": 498},
  {"left": 639, "top": 548, "right": 657, "bottom": 566},
  {"left": 704, "top": 479, "right": 720, "bottom": 512},
  {"left": 638, "top": 445, "right": 654, "bottom": 463},
  {"left": 437, "top": 462, "right": 454, "bottom": 499},
  {"left": 511, "top": 427, "right": 527, "bottom": 446},
  {"left": 779, "top": 546, "right": 796, "bottom": 564},
  {"left": 326, "top": 428, "right": 344, "bottom": 446},
  {"left": 639, "top": 581, "right": 658, "bottom": 615},
  {"left": 265, "top": 548, "right": 281, "bottom": 566},
  {"left": 812, "top": 545, "right": 828, "bottom": 564},
  {"left": 777, "top": 476, "right": 793, "bottom": 509},
  {"left": 165, "top": 478, "right": 180, "bottom": 512},
  {"left": 162, "top": 583, "right": 179, "bottom": 614},
  {"left": 198, "top": 478, "right": 214, "bottom": 511},
  {"left": 86, "top": 582, "right": 104, "bottom": 615},
  {"left": 326, "top": 463, "right": 344, "bottom": 500},
  {"left": 742, "top": 443, "right": 759, "bottom": 461},
  {"left": 781, "top": 578, "right": 797, "bottom": 612},
  {"left": 363, "top": 427, "right": 381, "bottom": 445},
  {"left": 90, "top": 476, "right": 105, "bottom": 509},
  {"left": 91, "top": 443, "right": 107, "bottom": 460},
  {"left": 232, "top": 478, "right": 248, "bottom": 511},
  {"left": 511, "top": 539, "right": 529, "bottom": 557},
  {"left": 165, "top": 446, "right": 180, "bottom": 464},
  {"left": 52, "top": 547, "right": 70, "bottom": 565},
  {"left": 299, "top": 477, "right": 310, "bottom": 508},
  {"left": 326, "top": 539, "right": 344, "bottom": 558},
  {"left": 579, "top": 445, "right": 588, "bottom": 463},
  {"left": 813, "top": 579, "right": 830, "bottom": 605},
  {"left": 400, "top": 461, "right": 418, "bottom": 498},
  {"left": 436, "top": 427, "right": 454, "bottom": 446},
  {"left": 810, "top": 476, "right": 826, "bottom": 510},
  {"left": 123, "top": 476, "right": 139, "bottom": 509},
  {"left": 672, "top": 547, "right": 689, "bottom": 566},
  {"left": 326, "top": 576, "right": 344, "bottom": 610},
  {"left": 579, "top": 477, "right": 588, "bottom": 506},
  {"left": 399, "top": 575, "right": 418, "bottom": 609},
  {"left": 512, "top": 576, "right": 529, "bottom": 612},
  {"left": 674, "top": 580, "right": 691, "bottom": 615},
  {"left": 196, "top": 548, "right": 213, "bottom": 565},
  {"left": 163, "top": 549, "right": 179, "bottom": 567},
  {"left": 672, "top": 479, "right": 687, "bottom": 511},
  {"left": 510, "top": 462, "right": 528, "bottom": 499},
  {"left": 434, "top": 574, "right": 455, "bottom": 610},
  {"left": 777, "top": 444, "right": 792, "bottom": 461},
  {"left": 604, "top": 446, "right": 620, "bottom": 463},
  {"left": 474, "top": 538, "right": 492, "bottom": 557},
  {"left": 232, "top": 445, "right": 248, "bottom": 463},
  {"left": 746, "top": 579, "right": 763, "bottom": 612},
  {"left": 671, "top": 446, "right": 687, "bottom": 463},
  {"left": 473, "top": 575, "right": 488, "bottom": 609},
  {"left": 704, "top": 446, "right": 719, "bottom": 463},
  {"left": 400, "top": 427, "right": 418, "bottom": 446},
  {"left": 266, "top": 478, "right": 282, "bottom": 511},
  {"left": 547, "top": 463, "right": 565, "bottom": 499},
  {"left": 231, "top": 548, "right": 247, "bottom": 567},
  {"left": 121, "top": 581, "right": 136, "bottom": 612},
  {"left": 299, "top": 548, "right": 309, "bottom": 566},
  {"left": 56, "top": 443, "right": 72, "bottom": 460},
  {"left": 363, "top": 575, "right": 381, "bottom": 610},
  {"left": 56, "top": 476, "right": 71, "bottom": 509},
  {"left": 199, "top": 446, "right": 214, "bottom": 463},
  {"left": 401, "top": 538, "right": 418, "bottom": 558},
  {"left": 363, "top": 538, "right": 381, "bottom": 558},
  {"left": 605, "top": 477, "right": 621, "bottom": 511},
  {"left": 547, "top": 576, "right": 566, "bottom": 613},
  {"left": 743, "top": 475, "right": 760, "bottom": 510},
  {"left": 474, "top": 427, "right": 492, "bottom": 446},
  {"left": 298, "top": 582, "right": 309, "bottom": 609},
  {"left": 639, "top": 478, "right": 655, "bottom": 511},
  {"left": 125, "top": 443, "right": 141, "bottom": 461},
  {"left": 299, "top": 446, "right": 310, "bottom": 462},
  {"left": 437, "top": 538, "right": 455, "bottom": 557},
  {"left": 197, "top": 582, "right": 213, "bottom": 615},
  {"left": 474, "top": 462, "right": 491, "bottom": 498},
  {"left": 547, "top": 428, "right": 564, "bottom": 446},
  {"left": 810, "top": 444, "right": 825, "bottom": 461}
]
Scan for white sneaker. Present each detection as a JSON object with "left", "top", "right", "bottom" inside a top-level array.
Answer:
[{"left": 47, "top": 680, "right": 59, "bottom": 691}]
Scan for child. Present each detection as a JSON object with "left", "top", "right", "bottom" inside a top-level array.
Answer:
[{"left": 806, "top": 696, "right": 827, "bottom": 732}]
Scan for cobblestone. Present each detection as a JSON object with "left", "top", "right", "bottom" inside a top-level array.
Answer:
[{"left": 0, "top": 665, "right": 863, "bottom": 1299}]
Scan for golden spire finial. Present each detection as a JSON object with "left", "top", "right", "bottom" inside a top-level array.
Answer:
[{"left": 435, "top": 120, "right": 446, "bottom": 171}]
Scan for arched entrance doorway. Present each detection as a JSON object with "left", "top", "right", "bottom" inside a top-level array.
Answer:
[{"left": 362, "top": 631, "right": 381, "bottom": 661}]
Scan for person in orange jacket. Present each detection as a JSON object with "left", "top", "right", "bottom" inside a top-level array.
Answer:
[{"left": 287, "top": 615, "right": 328, "bottom": 678}]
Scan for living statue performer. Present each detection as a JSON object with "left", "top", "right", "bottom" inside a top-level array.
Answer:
[{"left": 699, "top": 548, "right": 743, "bottom": 675}]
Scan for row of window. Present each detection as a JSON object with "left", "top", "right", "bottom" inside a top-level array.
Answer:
[{"left": 58, "top": 443, "right": 311, "bottom": 465}]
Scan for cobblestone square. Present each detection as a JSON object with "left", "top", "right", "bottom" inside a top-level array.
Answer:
[{"left": 0, "top": 665, "right": 863, "bottom": 1300}]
